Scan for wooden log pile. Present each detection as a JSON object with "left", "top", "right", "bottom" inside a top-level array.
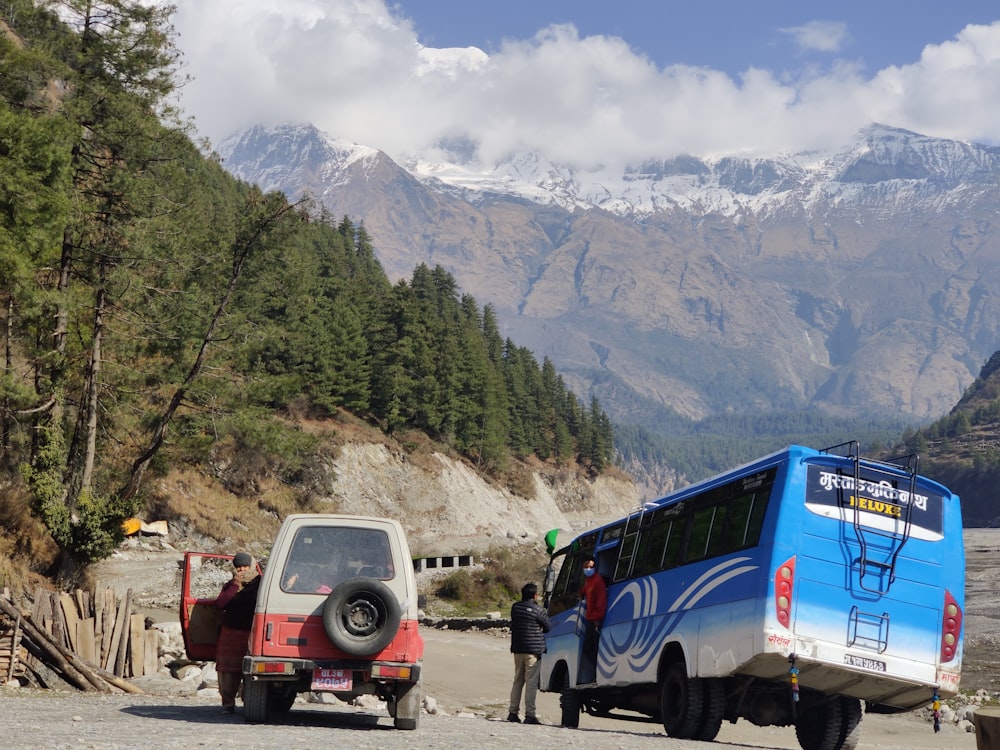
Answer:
[{"left": 0, "top": 584, "right": 155, "bottom": 693}]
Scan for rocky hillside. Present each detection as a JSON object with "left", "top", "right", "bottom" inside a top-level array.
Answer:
[
  {"left": 311, "top": 444, "right": 638, "bottom": 554},
  {"left": 903, "top": 351, "right": 1000, "bottom": 526},
  {"left": 146, "top": 421, "right": 640, "bottom": 561}
]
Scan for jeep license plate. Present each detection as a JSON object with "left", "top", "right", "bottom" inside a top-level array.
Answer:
[{"left": 311, "top": 668, "right": 352, "bottom": 690}]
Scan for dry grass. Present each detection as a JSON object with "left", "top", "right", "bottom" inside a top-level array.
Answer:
[
  {"left": 425, "top": 543, "right": 550, "bottom": 616},
  {"left": 0, "top": 481, "right": 61, "bottom": 593},
  {"left": 145, "top": 468, "right": 320, "bottom": 555}
]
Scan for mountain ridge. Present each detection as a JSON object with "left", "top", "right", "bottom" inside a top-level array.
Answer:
[{"left": 217, "top": 122, "right": 1000, "bottom": 453}]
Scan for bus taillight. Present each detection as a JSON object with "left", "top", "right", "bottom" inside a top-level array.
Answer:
[
  {"left": 941, "top": 590, "right": 962, "bottom": 663},
  {"left": 775, "top": 556, "right": 795, "bottom": 629}
]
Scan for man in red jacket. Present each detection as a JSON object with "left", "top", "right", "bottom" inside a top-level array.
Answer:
[{"left": 578, "top": 556, "right": 606, "bottom": 684}]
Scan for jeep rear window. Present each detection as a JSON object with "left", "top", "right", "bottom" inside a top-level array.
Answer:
[{"left": 281, "top": 525, "right": 395, "bottom": 593}]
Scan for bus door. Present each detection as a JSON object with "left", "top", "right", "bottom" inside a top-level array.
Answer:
[{"left": 543, "top": 545, "right": 589, "bottom": 684}]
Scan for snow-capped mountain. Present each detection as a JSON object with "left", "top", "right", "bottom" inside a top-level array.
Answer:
[{"left": 218, "top": 121, "right": 1000, "bottom": 447}]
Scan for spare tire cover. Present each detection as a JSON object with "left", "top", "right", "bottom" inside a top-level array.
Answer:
[{"left": 322, "top": 577, "right": 402, "bottom": 656}]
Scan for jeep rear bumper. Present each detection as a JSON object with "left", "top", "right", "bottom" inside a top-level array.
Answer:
[{"left": 243, "top": 655, "right": 421, "bottom": 684}]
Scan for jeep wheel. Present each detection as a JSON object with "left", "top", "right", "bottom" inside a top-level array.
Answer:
[
  {"left": 243, "top": 679, "right": 271, "bottom": 723},
  {"left": 323, "top": 577, "right": 402, "bottom": 656},
  {"left": 393, "top": 679, "right": 422, "bottom": 730},
  {"left": 269, "top": 685, "right": 297, "bottom": 713}
]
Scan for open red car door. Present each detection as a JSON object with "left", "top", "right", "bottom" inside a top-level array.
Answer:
[{"left": 179, "top": 552, "right": 261, "bottom": 662}]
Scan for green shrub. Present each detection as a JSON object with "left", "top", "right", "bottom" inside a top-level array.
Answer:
[{"left": 435, "top": 570, "right": 477, "bottom": 601}]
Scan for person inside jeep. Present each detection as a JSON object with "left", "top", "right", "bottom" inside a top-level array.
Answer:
[{"left": 283, "top": 553, "right": 341, "bottom": 593}]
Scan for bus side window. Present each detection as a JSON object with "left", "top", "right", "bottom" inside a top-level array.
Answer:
[
  {"left": 706, "top": 503, "right": 731, "bottom": 557},
  {"left": 745, "top": 492, "right": 769, "bottom": 545},
  {"left": 663, "top": 518, "right": 684, "bottom": 569},
  {"left": 685, "top": 506, "right": 717, "bottom": 563},
  {"left": 633, "top": 518, "right": 671, "bottom": 577},
  {"left": 719, "top": 493, "right": 753, "bottom": 549}
]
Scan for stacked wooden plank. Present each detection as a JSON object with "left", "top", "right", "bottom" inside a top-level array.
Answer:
[
  {"left": 0, "top": 584, "right": 152, "bottom": 693},
  {"left": 0, "top": 588, "right": 26, "bottom": 685}
]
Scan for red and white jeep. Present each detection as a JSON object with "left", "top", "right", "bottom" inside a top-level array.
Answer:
[{"left": 180, "top": 514, "right": 424, "bottom": 729}]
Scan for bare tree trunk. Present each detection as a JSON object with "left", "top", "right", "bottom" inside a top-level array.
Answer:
[
  {"left": 80, "top": 257, "right": 107, "bottom": 493},
  {"left": 54, "top": 227, "right": 73, "bottom": 359},
  {"left": 2, "top": 294, "right": 12, "bottom": 462}
]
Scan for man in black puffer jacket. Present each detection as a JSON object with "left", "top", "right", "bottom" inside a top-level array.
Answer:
[{"left": 507, "top": 582, "right": 551, "bottom": 725}]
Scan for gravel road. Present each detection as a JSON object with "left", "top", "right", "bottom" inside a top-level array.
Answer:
[{"left": 0, "top": 682, "right": 975, "bottom": 750}]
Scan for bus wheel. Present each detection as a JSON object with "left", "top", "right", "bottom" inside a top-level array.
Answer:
[
  {"left": 695, "top": 677, "right": 725, "bottom": 741},
  {"left": 839, "top": 697, "right": 863, "bottom": 750},
  {"left": 660, "top": 661, "right": 703, "bottom": 739},
  {"left": 795, "top": 696, "right": 844, "bottom": 750},
  {"left": 560, "top": 670, "right": 581, "bottom": 728}
]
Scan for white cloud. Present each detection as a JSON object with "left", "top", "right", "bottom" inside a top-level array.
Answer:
[
  {"left": 169, "top": 1, "right": 1000, "bottom": 170},
  {"left": 778, "top": 21, "right": 849, "bottom": 54}
]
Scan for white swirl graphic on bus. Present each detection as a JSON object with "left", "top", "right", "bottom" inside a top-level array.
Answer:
[{"left": 601, "top": 557, "right": 757, "bottom": 678}]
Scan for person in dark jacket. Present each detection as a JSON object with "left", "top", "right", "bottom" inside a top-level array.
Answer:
[
  {"left": 214, "top": 552, "right": 259, "bottom": 713},
  {"left": 507, "top": 581, "right": 551, "bottom": 724}
]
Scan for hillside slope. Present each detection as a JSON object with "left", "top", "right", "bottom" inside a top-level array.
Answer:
[
  {"left": 143, "top": 419, "right": 640, "bottom": 562},
  {"left": 903, "top": 351, "right": 1000, "bottom": 526}
]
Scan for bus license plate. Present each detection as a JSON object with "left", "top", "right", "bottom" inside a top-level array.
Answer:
[
  {"left": 312, "top": 668, "right": 352, "bottom": 690},
  {"left": 844, "top": 654, "right": 886, "bottom": 672}
]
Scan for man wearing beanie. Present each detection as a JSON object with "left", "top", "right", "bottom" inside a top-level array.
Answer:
[{"left": 214, "top": 552, "right": 259, "bottom": 713}]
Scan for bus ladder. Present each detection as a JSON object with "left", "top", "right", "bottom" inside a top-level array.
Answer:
[
  {"left": 616, "top": 501, "right": 654, "bottom": 580},
  {"left": 824, "top": 441, "right": 918, "bottom": 595}
]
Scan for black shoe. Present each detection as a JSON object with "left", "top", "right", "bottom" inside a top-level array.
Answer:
[
  {"left": 523, "top": 716, "right": 541, "bottom": 725},
  {"left": 507, "top": 713, "right": 521, "bottom": 723}
]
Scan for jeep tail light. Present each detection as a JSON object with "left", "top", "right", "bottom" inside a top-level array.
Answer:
[
  {"left": 941, "top": 590, "right": 962, "bottom": 663},
  {"left": 775, "top": 556, "right": 795, "bottom": 629},
  {"left": 372, "top": 664, "right": 411, "bottom": 679},
  {"left": 251, "top": 661, "right": 295, "bottom": 675}
]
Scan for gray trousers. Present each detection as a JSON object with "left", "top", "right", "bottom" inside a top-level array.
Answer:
[{"left": 508, "top": 652, "right": 541, "bottom": 718}]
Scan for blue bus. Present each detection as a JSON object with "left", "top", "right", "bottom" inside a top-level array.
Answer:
[{"left": 539, "top": 442, "right": 964, "bottom": 750}]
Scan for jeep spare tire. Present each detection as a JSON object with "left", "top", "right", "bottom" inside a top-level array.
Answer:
[{"left": 323, "top": 577, "right": 402, "bottom": 656}]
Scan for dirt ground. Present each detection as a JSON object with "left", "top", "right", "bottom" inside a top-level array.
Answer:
[
  {"left": 956, "top": 528, "right": 1000, "bottom": 694},
  {"left": 81, "top": 528, "right": 1000, "bottom": 748}
]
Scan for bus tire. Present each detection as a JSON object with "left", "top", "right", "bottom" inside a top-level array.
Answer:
[
  {"left": 243, "top": 679, "right": 271, "bottom": 724},
  {"left": 839, "top": 696, "right": 863, "bottom": 750},
  {"left": 660, "top": 661, "right": 703, "bottom": 739},
  {"left": 695, "top": 677, "right": 725, "bottom": 741},
  {"left": 795, "top": 696, "right": 844, "bottom": 750},
  {"left": 560, "top": 670, "right": 581, "bottom": 728}
]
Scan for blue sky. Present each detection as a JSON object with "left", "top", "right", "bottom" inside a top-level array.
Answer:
[
  {"left": 402, "top": 1, "right": 997, "bottom": 78},
  {"left": 169, "top": 1, "right": 1000, "bottom": 170}
]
